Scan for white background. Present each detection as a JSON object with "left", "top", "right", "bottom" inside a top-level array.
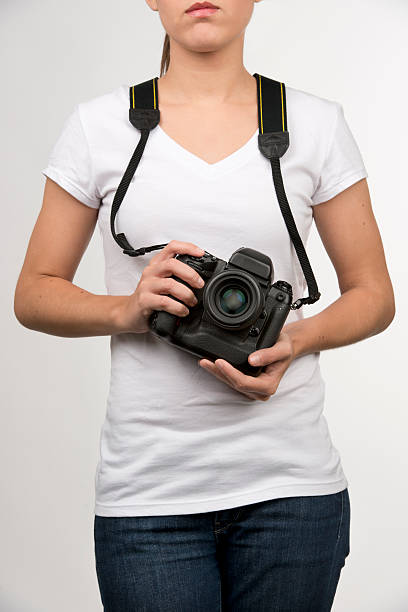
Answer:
[{"left": 1, "top": 0, "right": 406, "bottom": 610}]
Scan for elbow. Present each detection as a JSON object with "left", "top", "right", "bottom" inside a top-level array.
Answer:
[
  {"left": 373, "top": 289, "right": 396, "bottom": 335},
  {"left": 14, "top": 285, "right": 33, "bottom": 330},
  {"left": 350, "top": 276, "right": 396, "bottom": 336},
  {"left": 382, "top": 278, "right": 396, "bottom": 331},
  {"left": 14, "top": 293, "right": 28, "bottom": 329},
  {"left": 381, "top": 296, "right": 396, "bottom": 332}
]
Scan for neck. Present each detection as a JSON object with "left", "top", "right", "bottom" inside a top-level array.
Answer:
[{"left": 158, "top": 34, "right": 256, "bottom": 107}]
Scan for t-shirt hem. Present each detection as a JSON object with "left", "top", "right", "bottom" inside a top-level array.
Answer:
[
  {"left": 41, "top": 166, "right": 100, "bottom": 209},
  {"left": 94, "top": 476, "right": 349, "bottom": 517},
  {"left": 311, "top": 167, "right": 368, "bottom": 205}
]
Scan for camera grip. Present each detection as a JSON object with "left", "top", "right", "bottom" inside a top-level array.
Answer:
[
  {"left": 149, "top": 306, "right": 179, "bottom": 337},
  {"left": 148, "top": 274, "right": 194, "bottom": 337},
  {"left": 257, "top": 304, "right": 291, "bottom": 351}
]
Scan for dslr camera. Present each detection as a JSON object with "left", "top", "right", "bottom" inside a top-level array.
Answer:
[{"left": 148, "top": 247, "right": 293, "bottom": 377}]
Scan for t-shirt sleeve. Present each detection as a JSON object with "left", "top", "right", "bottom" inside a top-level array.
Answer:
[
  {"left": 41, "top": 104, "right": 101, "bottom": 209},
  {"left": 311, "top": 102, "right": 368, "bottom": 205}
]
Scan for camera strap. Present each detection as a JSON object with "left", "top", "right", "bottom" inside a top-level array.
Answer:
[
  {"left": 110, "top": 74, "right": 320, "bottom": 309},
  {"left": 253, "top": 73, "right": 320, "bottom": 308}
]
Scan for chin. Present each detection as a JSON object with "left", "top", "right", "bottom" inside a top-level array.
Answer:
[{"left": 184, "top": 32, "right": 225, "bottom": 52}]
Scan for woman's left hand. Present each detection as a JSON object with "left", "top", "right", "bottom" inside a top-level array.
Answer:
[{"left": 198, "top": 331, "right": 295, "bottom": 401}]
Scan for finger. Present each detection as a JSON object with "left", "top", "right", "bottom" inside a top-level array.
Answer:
[
  {"left": 202, "top": 360, "right": 270, "bottom": 401},
  {"left": 199, "top": 359, "right": 241, "bottom": 391},
  {"left": 199, "top": 359, "right": 269, "bottom": 401},
  {"left": 151, "top": 276, "right": 198, "bottom": 308},
  {"left": 161, "top": 258, "right": 205, "bottom": 290},
  {"left": 153, "top": 240, "right": 205, "bottom": 264},
  {"left": 248, "top": 341, "right": 291, "bottom": 367},
  {"left": 215, "top": 359, "right": 273, "bottom": 395},
  {"left": 199, "top": 360, "right": 258, "bottom": 400}
]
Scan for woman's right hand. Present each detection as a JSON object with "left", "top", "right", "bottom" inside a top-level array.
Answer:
[{"left": 113, "top": 240, "right": 206, "bottom": 334}]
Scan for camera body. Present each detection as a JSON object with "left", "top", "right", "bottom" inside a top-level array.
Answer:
[{"left": 148, "top": 247, "right": 293, "bottom": 376}]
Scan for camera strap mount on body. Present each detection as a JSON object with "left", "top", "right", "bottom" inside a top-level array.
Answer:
[{"left": 110, "top": 74, "right": 321, "bottom": 309}]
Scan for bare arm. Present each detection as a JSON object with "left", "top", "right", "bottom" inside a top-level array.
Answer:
[
  {"left": 283, "top": 178, "right": 396, "bottom": 358},
  {"left": 14, "top": 177, "right": 128, "bottom": 337},
  {"left": 14, "top": 178, "right": 205, "bottom": 338}
]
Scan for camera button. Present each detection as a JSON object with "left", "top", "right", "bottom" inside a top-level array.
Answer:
[
  {"left": 249, "top": 327, "right": 260, "bottom": 337},
  {"left": 276, "top": 293, "right": 285, "bottom": 302}
]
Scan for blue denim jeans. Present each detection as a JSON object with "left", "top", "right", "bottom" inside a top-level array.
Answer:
[{"left": 94, "top": 488, "right": 350, "bottom": 611}]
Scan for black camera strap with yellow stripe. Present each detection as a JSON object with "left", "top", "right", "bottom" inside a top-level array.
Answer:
[{"left": 110, "top": 73, "right": 320, "bottom": 309}]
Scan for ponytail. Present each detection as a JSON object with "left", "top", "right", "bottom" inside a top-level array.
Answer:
[{"left": 160, "top": 33, "right": 170, "bottom": 77}]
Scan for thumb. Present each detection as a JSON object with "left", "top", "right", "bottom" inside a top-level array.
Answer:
[{"left": 248, "top": 342, "right": 288, "bottom": 366}]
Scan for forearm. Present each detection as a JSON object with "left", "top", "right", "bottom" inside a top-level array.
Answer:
[
  {"left": 283, "top": 286, "right": 395, "bottom": 359},
  {"left": 14, "top": 275, "right": 130, "bottom": 338}
]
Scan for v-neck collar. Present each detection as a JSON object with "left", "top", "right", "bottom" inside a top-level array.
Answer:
[
  {"left": 121, "top": 84, "right": 259, "bottom": 179},
  {"left": 155, "top": 123, "right": 259, "bottom": 178}
]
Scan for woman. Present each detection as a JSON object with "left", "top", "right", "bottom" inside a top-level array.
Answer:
[{"left": 14, "top": 0, "right": 395, "bottom": 610}]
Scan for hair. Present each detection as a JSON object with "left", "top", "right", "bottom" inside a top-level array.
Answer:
[{"left": 160, "top": 33, "right": 171, "bottom": 77}]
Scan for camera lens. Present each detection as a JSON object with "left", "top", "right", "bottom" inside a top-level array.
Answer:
[
  {"left": 204, "top": 269, "right": 263, "bottom": 329},
  {"left": 219, "top": 286, "right": 248, "bottom": 315}
]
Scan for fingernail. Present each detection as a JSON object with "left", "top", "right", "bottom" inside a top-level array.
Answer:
[{"left": 249, "top": 355, "right": 259, "bottom": 365}]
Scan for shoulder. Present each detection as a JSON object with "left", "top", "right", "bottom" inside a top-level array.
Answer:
[
  {"left": 76, "top": 84, "right": 128, "bottom": 125},
  {"left": 284, "top": 84, "right": 343, "bottom": 152},
  {"left": 285, "top": 84, "right": 341, "bottom": 120},
  {"left": 73, "top": 84, "right": 129, "bottom": 140},
  {"left": 285, "top": 84, "right": 342, "bottom": 140}
]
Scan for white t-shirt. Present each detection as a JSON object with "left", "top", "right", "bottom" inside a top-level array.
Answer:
[{"left": 41, "top": 80, "right": 368, "bottom": 517}]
